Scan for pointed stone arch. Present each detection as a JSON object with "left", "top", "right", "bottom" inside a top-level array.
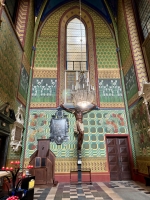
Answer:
[{"left": 57, "top": 6, "right": 98, "bottom": 105}]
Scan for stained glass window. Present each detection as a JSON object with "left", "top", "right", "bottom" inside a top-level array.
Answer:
[{"left": 66, "top": 18, "right": 87, "bottom": 70}]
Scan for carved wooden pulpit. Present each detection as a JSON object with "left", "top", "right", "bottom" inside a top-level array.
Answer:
[{"left": 29, "top": 139, "right": 56, "bottom": 185}]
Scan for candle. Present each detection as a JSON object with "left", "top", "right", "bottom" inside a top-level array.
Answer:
[
  {"left": 11, "top": 161, "right": 14, "bottom": 164},
  {"left": 10, "top": 167, "right": 13, "bottom": 170},
  {"left": 76, "top": 71, "right": 78, "bottom": 80},
  {"left": 87, "top": 72, "right": 89, "bottom": 79},
  {"left": 2, "top": 167, "right": 5, "bottom": 170},
  {"left": 6, "top": 167, "right": 9, "bottom": 170}
]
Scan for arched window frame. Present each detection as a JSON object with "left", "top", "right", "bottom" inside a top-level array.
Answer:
[{"left": 66, "top": 17, "right": 88, "bottom": 71}]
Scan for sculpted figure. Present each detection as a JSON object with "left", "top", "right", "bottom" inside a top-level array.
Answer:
[
  {"left": 60, "top": 103, "right": 96, "bottom": 151},
  {"left": 0, "top": 102, "right": 16, "bottom": 120}
]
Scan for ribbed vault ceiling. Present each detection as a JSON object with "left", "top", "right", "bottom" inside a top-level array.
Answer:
[{"left": 34, "top": 0, "right": 118, "bottom": 23}]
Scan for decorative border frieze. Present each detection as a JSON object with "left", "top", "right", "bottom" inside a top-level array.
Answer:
[
  {"left": 33, "top": 68, "right": 57, "bottom": 78},
  {"left": 98, "top": 69, "right": 120, "bottom": 79},
  {"left": 55, "top": 157, "right": 108, "bottom": 173}
]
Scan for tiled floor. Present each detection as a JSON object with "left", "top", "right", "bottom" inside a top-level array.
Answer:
[{"left": 34, "top": 181, "right": 150, "bottom": 200}]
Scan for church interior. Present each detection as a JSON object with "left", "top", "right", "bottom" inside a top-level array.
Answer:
[{"left": 1, "top": 0, "right": 150, "bottom": 199}]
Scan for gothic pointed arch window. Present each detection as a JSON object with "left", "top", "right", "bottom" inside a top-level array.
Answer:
[{"left": 66, "top": 18, "right": 87, "bottom": 71}]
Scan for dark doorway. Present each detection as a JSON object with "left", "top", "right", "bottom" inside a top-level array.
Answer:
[
  {"left": 106, "top": 137, "right": 131, "bottom": 181},
  {"left": 0, "top": 135, "right": 8, "bottom": 169}
]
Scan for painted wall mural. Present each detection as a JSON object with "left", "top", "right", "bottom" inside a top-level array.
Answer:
[
  {"left": 124, "top": 66, "right": 138, "bottom": 101},
  {"left": 25, "top": 109, "right": 128, "bottom": 159},
  {"left": 31, "top": 78, "right": 57, "bottom": 103},
  {"left": 99, "top": 79, "right": 123, "bottom": 103},
  {"left": 18, "top": 64, "right": 29, "bottom": 101},
  {"left": 130, "top": 99, "right": 150, "bottom": 156}
]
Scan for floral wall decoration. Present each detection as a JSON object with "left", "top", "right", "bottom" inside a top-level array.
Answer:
[{"left": 130, "top": 99, "right": 150, "bottom": 156}]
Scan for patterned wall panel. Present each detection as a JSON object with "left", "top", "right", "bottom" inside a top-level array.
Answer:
[
  {"left": 34, "top": 37, "right": 58, "bottom": 68},
  {"left": 24, "top": 0, "right": 34, "bottom": 63},
  {"left": 40, "top": 2, "right": 112, "bottom": 38},
  {"left": 16, "top": 0, "right": 29, "bottom": 46},
  {"left": 31, "top": 78, "right": 57, "bottom": 102},
  {"left": 18, "top": 64, "right": 29, "bottom": 105},
  {"left": 142, "top": 34, "right": 150, "bottom": 79},
  {"left": 96, "top": 38, "right": 118, "bottom": 69},
  {"left": 55, "top": 157, "right": 108, "bottom": 173},
  {"left": 118, "top": 0, "right": 138, "bottom": 107},
  {"left": 18, "top": 54, "right": 30, "bottom": 106},
  {"left": 0, "top": 10, "right": 23, "bottom": 108},
  {"left": 129, "top": 99, "right": 150, "bottom": 157},
  {"left": 124, "top": 66, "right": 138, "bottom": 102},
  {"left": 99, "top": 79, "right": 124, "bottom": 108},
  {"left": 25, "top": 109, "right": 128, "bottom": 160},
  {"left": 30, "top": 68, "right": 57, "bottom": 107},
  {"left": 137, "top": 157, "right": 150, "bottom": 174},
  {"left": 123, "top": 0, "right": 148, "bottom": 90},
  {"left": 118, "top": 0, "right": 132, "bottom": 70}
]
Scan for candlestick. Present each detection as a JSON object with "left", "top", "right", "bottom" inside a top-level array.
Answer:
[{"left": 76, "top": 71, "right": 78, "bottom": 81}]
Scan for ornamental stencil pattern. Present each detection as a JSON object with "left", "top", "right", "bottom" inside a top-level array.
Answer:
[
  {"left": 124, "top": 66, "right": 138, "bottom": 101},
  {"left": 25, "top": 109, "right": 128, "bottom": 159},
  {"left": 31, "top": 78, "right": 57, "bottom": 103},
  {"left": 18, "top": 64, "right": 29, "bottom": 101},
  {"left": 0, "top": 10, "right": 22, "bottom": 107},
  {"left": 129, "top": 99, "right": 150, "bottom": 157},
  {"left": 99, "top": 79, "right": 123, "bottom": 103}
]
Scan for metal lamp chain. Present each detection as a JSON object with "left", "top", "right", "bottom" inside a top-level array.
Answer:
[{"left": 79, "top": 0, "right": 83, "bottom": 71}]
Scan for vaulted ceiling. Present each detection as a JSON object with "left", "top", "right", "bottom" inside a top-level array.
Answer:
[{"left": 34, "top": 0, "right": 118, "bottom": 24}]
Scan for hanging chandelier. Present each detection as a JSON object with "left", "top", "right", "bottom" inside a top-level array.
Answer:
[
  {"left": 70, "top": 0, "right": 95, "bottom": 108},
  {"left": 71, "top": 71, "right": 95, "bottom": 108}
]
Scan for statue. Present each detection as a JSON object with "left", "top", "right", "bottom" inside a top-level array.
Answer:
[
  {"left": 60, "top": 103, "right": 96, "bottom": 151},
  {"left": 0, "top": 102, "right": 16, "bottom": 121}
]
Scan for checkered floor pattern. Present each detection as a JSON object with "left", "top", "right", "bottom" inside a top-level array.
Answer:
[{"left": 34, "top": 181, "right": 150, "bottom": 200}]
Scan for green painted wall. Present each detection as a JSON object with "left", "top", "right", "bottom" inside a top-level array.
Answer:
[
  {"left": 26, "top": 109, "right": 128, "bottom": 159},
  {"left": 0, "top": 10, "right": 22, "bottom": 108},
  {"left": 34, "top": 38, "right": 58, "bottom": 68},
  {"left": 31, "top": 78, "right": 57, "bottom": 102},
  {"left": 99, "top": 79, "right": 123, "bottom": 103},
  {"left": 24, "top": 0, "right": 35, "bottom": 63},
  {"left": 118, "top": 0, "right": 131, "bottom": 67},
  {"left": 96, "top": 38, "right": 118, "bottom": 69}
]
